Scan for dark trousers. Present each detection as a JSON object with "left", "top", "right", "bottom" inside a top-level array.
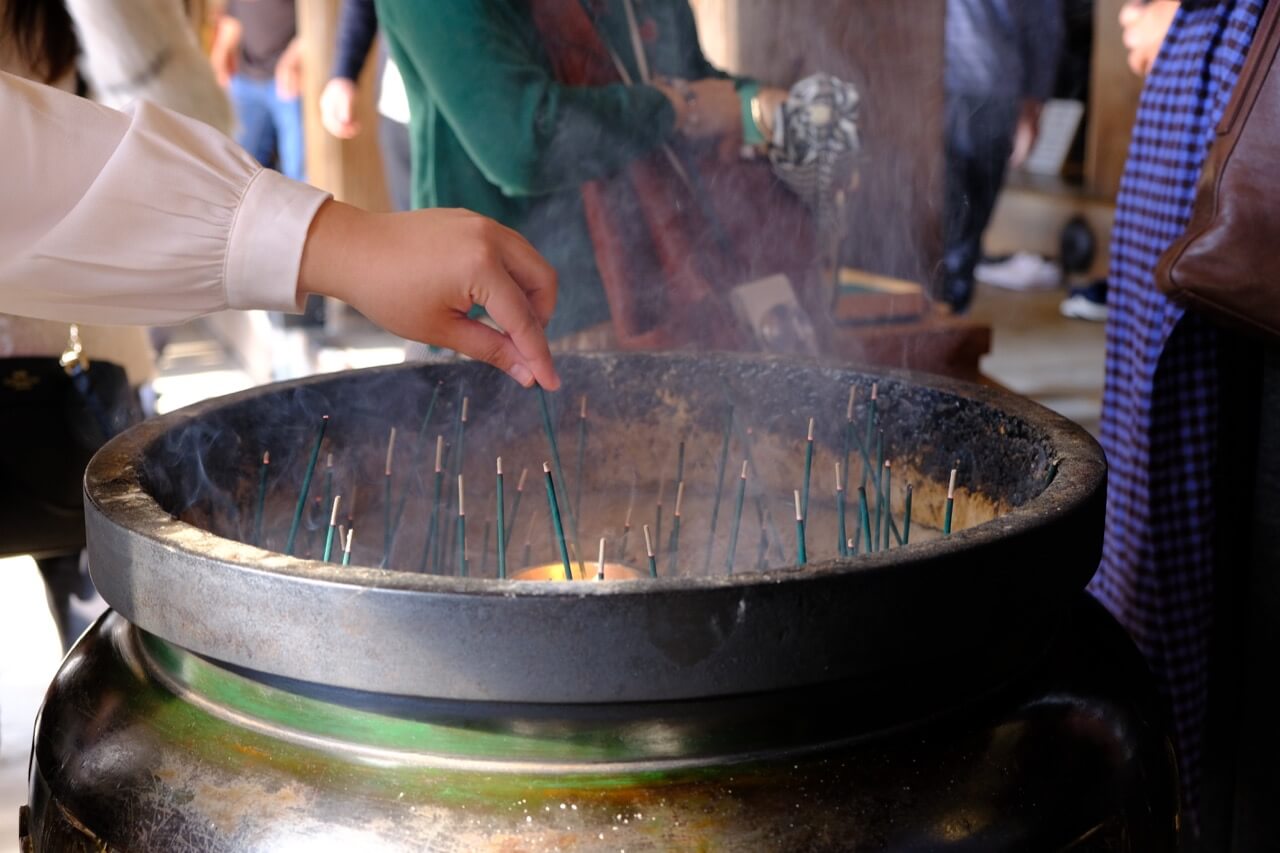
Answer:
[{"left": 942, "top": 93, "right": 1018, "bottom": 312}]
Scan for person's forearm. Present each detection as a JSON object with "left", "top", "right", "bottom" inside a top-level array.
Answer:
[
  {"left": 0, "top": 72, "right": 324, "bottom": 325},
  {"left": 332, "top": 0, "right": 380, "bottom": 82},
  {"left": 379, "top": 0, "right": 677, "bottom": 196}
]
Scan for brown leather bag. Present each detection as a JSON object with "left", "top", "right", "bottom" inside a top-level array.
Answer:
[{"left": 1156, "top": 0, "right": 1280, "bottom": 339}]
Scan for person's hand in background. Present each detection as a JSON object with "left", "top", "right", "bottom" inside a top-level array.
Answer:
[
  {"left": 1120, "top": 0, "right": 1179, "bottom": 77},
  {"left": 299, "top": 204, "right": 561, "bottom": 390},
  {"left": 275, "top": 37, "right": 304, "bottom": 100},
  {"left": 1010, "top": 99, "right": 1044, "bottom": 170},
  {"left": 208, "top": 14, "right": 241, "bottom": 88},
  {"left": 320, "top": 77, "right": 361, "bottom": 138},
  {"left": 655, "top": 78, "right": 741, "bottom": 143}
]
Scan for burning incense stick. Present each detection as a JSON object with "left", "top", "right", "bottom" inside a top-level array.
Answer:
[
  {"left": 574, "top": 396, "right": 588, "bottom": 521},
  {"left": 643, "top": 524, "right": 657, "bottom": 578},
  {"left": 726, "top": 460, "right": 748, "bottom": 574},
  {"left": 666, "top": 482, "right": 685, "bottom": 576},
  {"left": 504, "top": 466, "right": 527, "bottom": 551},
  {"left": 881, "top": 461, "right": 893, "bottom": 551},
  {"left": 456, "top": 474, "right": 467, "bottom": 577},
  {"left": 323, "top": 451, "right": 335, "bottom": 530},
  {"left": 675, "top": 439, "right": 687, "bottom": 488},
  {"left": 535, "top": 385, "right": 582, "bottom": 573},
  {"left": 381, "top": 427, "right": 397, "bottom": 566},
  {"left": 521, "top": 509, "right": 537, "bottom": 570},
  {"left": 903, "top": 483, "right": 914, "bottom": 545},
  {"left": 835, "top": 462, "right": 848, "bottom": 558},
  {"left": 253, "top": 451, "right": 270, "bottom": 547},
  {"left": 943, "top": 469, "right": 957, "bottom": 536},
  {"left": 619, "top": 470, "right": 637, "bottom": 561},
  {"left": 794, "top": 490, "right": 807, "bottom": 565},
  {"left": 873, "top": 431, "right": 885, "bottom": 552},
  {"left": 858, "top": 486, "right": 873, "bottom": 555},
  {"left": 841, "top": 386, "right": 855, "bottom": 502},
  {"left": 703, "top": 404, "right": 735, "bottom": 573},
  {"left": 653, "top": 478, "right": 666, "bottom": 567},
  {"left": 542, "top": 462, "right": 572, "bottom": 580},
  {"left": 342, "top": 528, "right": 354, "bottom": 567},
  {"left": 453, "top": 396, "right": 470, "bottom": 476},
  {"left": 286, "top": 415, "right": 328, "bottom": 556},
  {"left": 418, "top": 436, "right": 446, "bottom": 573},
  {"left": 389, "top": 382, "right": 444, "bottom": 548},
  {"left": 802, "top": 417, "right": 815, "bottom": 521},
  {"left": 864, "top": 382, "right": 879, "bottom": 459},
  {"left": 596, "top": 537, "right": 606, "bottom": 581},
  {"left": 323, "top": 494, "right": 342, "bottom": 562},
  {"left": 496, "top": 458, "right": 507, "bottom": 579}
]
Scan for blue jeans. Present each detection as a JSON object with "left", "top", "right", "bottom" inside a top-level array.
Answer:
[{"left": 229, "top": 75, "right": 306, "bottom": 181}]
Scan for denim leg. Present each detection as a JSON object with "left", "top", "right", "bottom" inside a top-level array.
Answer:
[
  {"left": 229, "top": 76, "right": 278, "bottom": 169},
  {"left": 272, "top": 91, "right": 307, "bottom": 182},
  {"left": 942, "top": 93, "right": 1017, "bottom": 311}
]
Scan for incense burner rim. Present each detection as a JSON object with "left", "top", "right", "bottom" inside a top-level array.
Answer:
[{"left": 83, "top": 354, "right": 1105, "bottom": 703}]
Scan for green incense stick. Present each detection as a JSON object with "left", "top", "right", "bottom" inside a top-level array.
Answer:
[
  {"left": 574, "top": 396, "right": 588, "bottom": 522},
  {"left": 726, "top": 460, "right": 748, "bottom": 574},
  {"left": 619, "top": 470, "right": 637, "bottom": 562},
  {"left": 873, "top": 431, "right": 884, "bottom": 552},
  {"left": 666, "top": 482, "right": 684, "bottom": 576},
  {"left": 322, "top": 494, "right": 341, "bottom": 562},
  {"left": 390, "top": 382, "right": 443, "bottom": 545},
  {"left": 418, "top": 436, "right": 445, "bottom": 573},
  {"left": 943, "top": 469, "right": 957, "bottom": 536},
  {"left": 480, "top": 519, "right": 491, "bottom": 575},
  {"left": 456, "top": 474, "right": 467, "bottom": 577},
  {"left": 504, "top": 466, "right": 527, "bottom": 551},
  {"left": 653, "top": 478, "right": 665, "bottom": 570},
  {"left": 903, "top": 483, "right": 914, "bottom": 545},
  {"left": 643, "top": 524, "right": 658, "bottom": 578},
  {"left": 286, "top": 415, "right": 328, "bottom": 556},
  {"left": 542, "top": 462, "right": 572, "bottom": 580},
  {"left": 794, "top": 491, "right": 807, "bottom": 565},
  {"left": 858, "top": 486, "right": 873, "bottom": 555},
  {"left": 802, "top": 417, "right": 815, "bottom": 521},
  {"left": 381, "top": 428, "right": 397, "bottom": 567},
  {"left": 702, "top": 404, "right": 735, "bottom": 573},
  {"left": 341, "top": 528, "right": 354, "bottom": 567},
  {"left": 882, "top": 461, "right": 893, "bottom": 551},
  {"left": 496, "top": 457, "right": 507, "bottom": 579},
  {"left": 536, "top": 385, "right": 582, "bottom": 574},
  {"left": 836, "top": 462, "right": 848, "bottom": 558},
  {"left": 253, "top": 451, "right": 270, "bottom": 547}
]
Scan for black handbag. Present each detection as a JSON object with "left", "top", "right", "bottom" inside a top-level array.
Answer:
[{"left": 0, "top": 327, "right": 141, "bottom": 559}]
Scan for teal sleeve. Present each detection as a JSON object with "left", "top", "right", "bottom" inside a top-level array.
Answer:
[{"left": 376, "top": 0, "right": 677, "bottom": 198}]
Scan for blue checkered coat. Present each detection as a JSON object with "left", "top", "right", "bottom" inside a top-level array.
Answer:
[{"left": 1088, "top": 0, "right": 1265, "bottom": 828}]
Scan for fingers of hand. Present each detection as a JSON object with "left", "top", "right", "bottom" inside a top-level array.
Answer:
[
  {"left": 437, "top": 315, "right": 542, "bottom": 389},
  {"left": 478, "top": 278, "right": 558, "bottom": 389}
]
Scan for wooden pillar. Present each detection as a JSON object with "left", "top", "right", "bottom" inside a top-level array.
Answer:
[
  {"left": 296, "top": 0, "right": 390, "bottom": 211},
  {"left": 1086, "top": 0, "right": 1144, "bottom": 199}
]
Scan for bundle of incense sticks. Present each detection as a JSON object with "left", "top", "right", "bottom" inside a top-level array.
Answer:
[{"left": 248, "top": 376, "right": 973, "bottom": 578}]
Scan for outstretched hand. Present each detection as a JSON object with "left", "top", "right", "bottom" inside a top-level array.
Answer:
[{"left": 298, "top": 202, "right": 561, "bottom": 390}]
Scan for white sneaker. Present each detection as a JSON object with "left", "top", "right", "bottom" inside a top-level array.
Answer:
[{"left": 975, "top": 252, "right": 1063, "bottom": 291}]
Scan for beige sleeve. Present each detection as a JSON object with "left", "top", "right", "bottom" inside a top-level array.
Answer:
[{"left": 0, "top": 72, "right": 329, "bottom": 327}]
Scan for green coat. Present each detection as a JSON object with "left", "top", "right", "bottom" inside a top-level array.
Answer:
[{"left": 375, "top": 0, "right": 753, "bottom": 337}]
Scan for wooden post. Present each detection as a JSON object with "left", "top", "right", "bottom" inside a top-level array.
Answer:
[{"left": 296, "top": 0, "right": 391, "bottom": 212}]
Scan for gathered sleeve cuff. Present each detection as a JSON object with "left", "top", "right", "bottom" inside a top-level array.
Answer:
[{"left": 0, "top": 72, "right": 330, "bottom": 326}]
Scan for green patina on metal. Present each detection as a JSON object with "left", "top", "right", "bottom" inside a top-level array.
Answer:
[{"left": 135, "top": 630, "right": 781, "bottom": 785}]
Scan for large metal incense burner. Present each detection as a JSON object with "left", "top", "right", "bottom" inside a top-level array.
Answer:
[{"left": 24, "top": 354, "right": 1177, "bottom": 851}]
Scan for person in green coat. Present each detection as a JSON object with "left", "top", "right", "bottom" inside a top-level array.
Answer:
[{"left": 375, "top": 0, "right": 785, "bottom": 343}]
